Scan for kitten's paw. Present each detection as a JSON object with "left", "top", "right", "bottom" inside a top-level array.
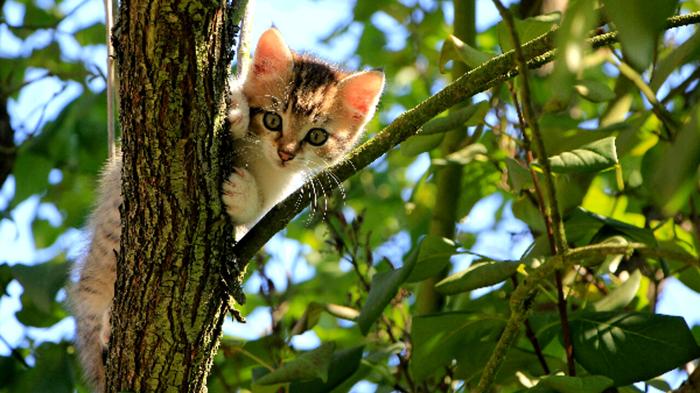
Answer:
[
  {"left": 222, "top": 168, "right": 260, "bottom": 224},
  {"left": 228, "top": 80, "right": 250, "bottom": 139}
]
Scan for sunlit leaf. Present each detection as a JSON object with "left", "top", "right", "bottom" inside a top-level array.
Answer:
[
  {"left": 602, "top": 0, "right": 678, "bottom": 70},
  {"left": 435, "top": 260, "right": 519, "bottom": 295},
  {"left": 593, "top": 270, "right": 641, "bottom": 311},
  {"left": 547, "top": 137, "right": 618, "bottom": 174},
  {"left": 439, "top": 34, "right": 494, "bottom": 73}
]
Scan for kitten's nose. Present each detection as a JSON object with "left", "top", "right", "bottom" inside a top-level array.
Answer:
[{"left": 278, "top": 149, "right": 295, "bottom": 162}]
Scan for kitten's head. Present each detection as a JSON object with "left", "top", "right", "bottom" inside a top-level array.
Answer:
[{"left": 242, "top": 28, "right": 384, "bottom": 172}]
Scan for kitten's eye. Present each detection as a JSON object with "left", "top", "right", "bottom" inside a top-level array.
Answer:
[
  {"left": 263, "top": 112, "right": 282, "bottom": 131},
  {"left": 305, "top": 128, "right": 329, "bottom": 146}
]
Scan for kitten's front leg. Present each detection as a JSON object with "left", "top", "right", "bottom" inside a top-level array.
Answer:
[
  {"left": 227, "top": 79, "right": 250, "bottom": 139},
  {"left": 222, "top": 167, "right": 262, "bottom": 225}
]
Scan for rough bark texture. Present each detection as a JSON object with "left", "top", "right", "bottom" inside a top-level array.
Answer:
[{"left": 108, "top": 0, "right": 245, "bottom": 391}]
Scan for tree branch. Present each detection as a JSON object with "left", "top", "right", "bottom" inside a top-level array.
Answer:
[
  {"left": 231, "top": 10, "right": 700, "bottom": 268},
  {"left": 475, "top": 242, "right": 699, "bottom": 393}
]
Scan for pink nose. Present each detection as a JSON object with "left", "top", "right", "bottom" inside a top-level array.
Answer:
[{"left": 278, "top": 150, "right": 295, "bottom": 162}]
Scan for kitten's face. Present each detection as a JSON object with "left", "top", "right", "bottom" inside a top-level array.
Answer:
[{"left": 242, "top": 29, "right": 384, "bottom": 173}]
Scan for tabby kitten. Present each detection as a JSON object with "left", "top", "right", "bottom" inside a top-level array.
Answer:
[{"left": 71, "top": 27, "right": 384, "bottom": 392}]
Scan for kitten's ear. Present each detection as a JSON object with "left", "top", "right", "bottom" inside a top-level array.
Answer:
[
  {"left": 250, "top": 28, "right": 293, "bottom": 79},
  {"left": 337, "top": 70, "right": 385, "bottom": 124}
]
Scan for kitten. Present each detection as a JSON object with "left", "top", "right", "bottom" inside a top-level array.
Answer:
[
  {"left": 70, "top": 27, "right": 384, "bottom": 392},
  {"left": 224, "top": 28, "right": 385, "bottom": 232}
]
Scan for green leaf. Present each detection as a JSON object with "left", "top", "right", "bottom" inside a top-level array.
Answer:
[
  {"left": 400, "top": 133, "right": 444, "bottom": 156},
  {"left": 0, "top": 58, "right": 27, "bottom": 96},
  {"left": 11, "top": 258, "right": 68, "bottom": 314},
  {"left": 432, "top": 143, "right": 488, "bottom": 166},
  {"left": 411, "top": 312, "right": 505, "bottom": 382},
  {"left": 505, "top": 157, "right": 533, "bottom": 192},
  {"left": 435, "top": 260, "right": 519, "bottom": 295},
  {"left": 571, "top": 312, "right": 700, "bottom": 385},
  {"left": 0, "top": 264, "right": 14, "bottom": 297},
  {"left": 574, "top": 80, "right": 616, "bottom": 103},
  {"left": 439, "top": 34, "right": 494, "bottom": 73},
  {"left": 539, "top": 375, "right": 614, "bottom": 393},
  {"left": 291, "top": 302, "right": 325, "bottom": 336},
  {"left": 568, "top": 207, "right": 656, "bottom": 248},
  {"left": 678, "top": 267, "right": 700, "bottom": 294},
  {"left": 290, "top": 302, "right": 359, "bottom": 336},
  {"left": 290, "top": 346, "right": 364, "bottom": 393},
  {"left": 648, "top": 103, "right": 700, "bottom": 214},
  {"left": 550, "top": 0, "right": 597, "bottom": 102},
  {"left": 593, "top": 270, "right": 641, "bottom": 311},
  {"left": 547, "top": 136, "right": 618, "bottom": 174},
  {"left": 12, "top": 258, "right": 69, "bottom": 327},
  {"left": 13, "top": 342, "right": 74, "bottom": 393},
  {"left": 73, "top": 23, "right": 106, "bottom": 46},
  {"left": 27, "top": 42, "right": 88, "bottom": 80},
  {"left": 651, "top": 32, "right": 700, "bottom": 91},
  {"left": 256, "top": 342, "right": 336, "bottom": 385},
  {"left": 357, "top": 247, "right": 418, "bottom": 334},
  {"left": 498, "top": 13, "right": 558, "bottom": 53},
  {"left": 31, "top": 217, "right": 64, "bottom": 249},
  {"left": 602, "top": 0, "right": 678, "bottom": 71},
  {"left": 405, "top": 235, "right": 457, "bottom": 283},
  {"left": 421, "top": 101, "right": 489, "bottom": 135},
  {"left": 11, "top": 152, "right": 53, "bottom": 205}
]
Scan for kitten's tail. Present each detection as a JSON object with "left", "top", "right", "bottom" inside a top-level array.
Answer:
[{"left": 70, "top": 276, "right": 109, "bottom": 393}]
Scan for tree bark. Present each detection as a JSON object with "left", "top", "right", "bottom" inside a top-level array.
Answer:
[{"left": 107, "top": 0, "right": 246, "bottom": 391}]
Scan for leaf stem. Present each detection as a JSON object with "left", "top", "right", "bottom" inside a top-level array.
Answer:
[
  {"left": 475, "top": 242, "right": 699, "bottom": 392},
  {"left": 231, "top": 10, "right": 700, "bottom": 273},
  {"left": 491, "top": 0, "right": 574, "bottom": 376}
]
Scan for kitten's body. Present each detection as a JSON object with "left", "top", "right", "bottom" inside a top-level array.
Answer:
[{"left": 70, "top": 28, "right": 383, "bottom": 392}]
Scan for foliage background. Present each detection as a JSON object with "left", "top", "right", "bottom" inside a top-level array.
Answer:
[{"left": 1, "top": 0, "right": 700, "bottom": 392}]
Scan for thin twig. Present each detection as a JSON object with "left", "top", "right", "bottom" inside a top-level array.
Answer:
[
  {"left": 231, "top": 10, "right": 700, "bottom": 271},
  {"left": 510, "top": 276, "right": 550, "bottom": 375},
  {"left": 0, "top": 333, "right": 29, "bottom": 368},
  {"left": 475, "top": 242, "right": 699, "bottom": 393},
  {"left": 491, "top": 0, "right": 574, "bottom": 376}
]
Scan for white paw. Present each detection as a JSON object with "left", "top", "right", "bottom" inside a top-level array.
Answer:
[
  {"left": 222, "top": 168, "right": 260, "bottom": 224},
  {"left": 228, "top": 79, "right": 250, "bottom": 139}
]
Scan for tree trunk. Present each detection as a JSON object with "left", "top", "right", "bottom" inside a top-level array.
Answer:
[{"left": 107, "top": 0, "right": 246, "bottom": 391}]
